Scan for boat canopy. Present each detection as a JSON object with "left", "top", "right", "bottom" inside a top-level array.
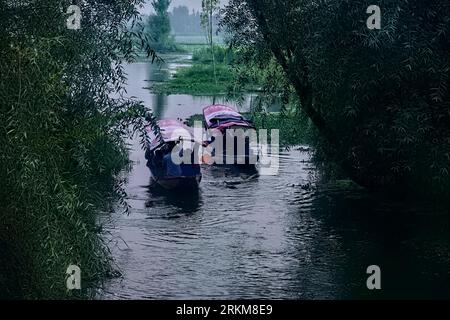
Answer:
[
  {"left": 145, "top": 119, "right": 196, "bottom": 151},
  {"left": 203, "top": 104, "right": 253, "bottom": 130}
]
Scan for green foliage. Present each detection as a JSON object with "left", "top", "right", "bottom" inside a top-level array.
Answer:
[
  {"left": 153, "top": 44, "right": 270, "bottom": 96},
  {"left": 0, "top": 0, "right": 151, "bottom": 298},
  {"left": 153, "top": 45, "right": 249, "bottom": 95},
  {"left": 223, "top": 0, "right": 450, "bottom": 197},
  {"left": 152, "top": 63, "right": 234, "bottom": 95},
  {"left": 250, "top": 109, "right": 314, "bottom": 147},
  {"left": 192, "top": 45, "right": 235, "bottom": 64},
  {"left": 146, "top": 0, "right": 179, "bottom": 52}
]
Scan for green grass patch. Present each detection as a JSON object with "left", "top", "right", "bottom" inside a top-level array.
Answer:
[
  {"left": 151, "top": 45, "right": 260, "bottom": 95},
  {"left": 192, "top": 46, "right": 235, "bottom": 64},
  {"left": 152, "top": 63, "right": 235, "bottom": 95}
]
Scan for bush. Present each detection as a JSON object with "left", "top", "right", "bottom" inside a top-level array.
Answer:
[
  {"left": 192, "top": 45, "right": 235, "bottom": 64},
  {"left": 0, "top": 0, "right": 149, "bottom": 298},
  {"left": 153, "top": 64, "right": 235, "bottom": 95},
  {"left": 223, "top": 0, "right": 450, "bottom": 197}
]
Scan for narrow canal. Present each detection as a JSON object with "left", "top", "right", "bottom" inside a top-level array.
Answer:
[{"left": 98, "top": 56, "right": 450, "bottom": 299}]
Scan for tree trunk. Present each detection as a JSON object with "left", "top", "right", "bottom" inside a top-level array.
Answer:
[{"left": 246, "top": 0, "right": 373, "bottom": 187}]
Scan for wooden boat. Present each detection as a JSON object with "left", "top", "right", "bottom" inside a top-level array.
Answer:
[
  {"left": 202, "top": 104, "right": 258, "bottom": 168},
  {"left": 144, "top": 119, "right": 202, "bottom": 190}
]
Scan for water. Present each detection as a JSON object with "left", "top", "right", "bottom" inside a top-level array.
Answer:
[
  {"left": 123, "top": 55, "right": 277, "bottom": 119},
  {"left": 99, "top": 56, "right": 450, "bottom": 299}
]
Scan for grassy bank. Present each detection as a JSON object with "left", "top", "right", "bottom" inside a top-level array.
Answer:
[
  {"left": 152, "top": 45, "right": 258, "bottom": 95},
  {"left": 153, "top": 64, "right": 234, "bottom": 95}
]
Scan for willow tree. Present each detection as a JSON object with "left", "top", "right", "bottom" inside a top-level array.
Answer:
[
  {"left": 222, "top": 0, "right": 450, "bottom": 196},
  {"left": 147, "top": 0, "right": 177, "bottom": 52},
  {"left": 0, "top": 0, "right": 154, "bottom": 298}
]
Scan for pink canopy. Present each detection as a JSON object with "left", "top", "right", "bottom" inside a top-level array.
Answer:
[
  {"left": 145, "top": 119, "right": 195, "bottom": 151},
  {"left": 203, "top": 104, "right": 253, "bottom": 130}
]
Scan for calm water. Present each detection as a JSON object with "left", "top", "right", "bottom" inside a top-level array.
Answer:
[
  {"left": 98, "top": 57, "right": 450, "bottom": 299},
  {"left": 122, "top": 55, "right": 278, "bottom": 119}
]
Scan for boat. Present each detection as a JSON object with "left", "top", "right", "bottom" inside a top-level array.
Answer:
[
  {"left": 144, "top": 119, "right": 202, "bottom": 190},
  {"left": 202, "top": 104, "right": 258, "bottom": 168}
]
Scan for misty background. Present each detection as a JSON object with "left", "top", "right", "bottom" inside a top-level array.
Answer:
[{"left": 139, "top": 0, "right": 227, "bottom": 39}]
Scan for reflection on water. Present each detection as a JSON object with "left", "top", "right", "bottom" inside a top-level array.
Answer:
[
  {"left": 145, "top": 186, "right": 202, "bottom": 215},
  {"left": 98, "top": 59, "right": 450, "bottom": 299}
]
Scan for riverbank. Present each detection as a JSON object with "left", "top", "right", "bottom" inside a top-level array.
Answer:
[
  {"left": 152, "top": 64, "right": 234, "bottom": 95},
  {"left": 150, "top": 45, "right": 259, "bottom": 96}
]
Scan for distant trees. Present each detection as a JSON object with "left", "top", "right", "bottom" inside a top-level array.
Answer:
[
  {"left": 170, "top": 6, "right": 203, "bottom": 35},
  {"left": 146, "top": 0, "right": 177, "bottom": 52},
  {"left": 222, "top": 0, "right": 450, "bottom": 197}
]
